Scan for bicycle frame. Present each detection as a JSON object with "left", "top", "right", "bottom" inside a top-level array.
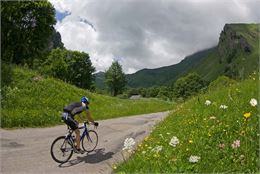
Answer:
[{"left": 79, "top": 122, "right": 93, "bottom": 143}]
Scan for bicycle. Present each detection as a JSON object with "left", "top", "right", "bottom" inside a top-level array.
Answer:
[{"left": 50, "top": 121, "right": 98, "bottom": 163}]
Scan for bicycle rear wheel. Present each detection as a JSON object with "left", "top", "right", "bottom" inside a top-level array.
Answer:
[
  {"left": 82, "top": 130, "right": 98, "bottom": 152},
  {"left": 50, "top": 136, "right": 73, "bottom": 163}
]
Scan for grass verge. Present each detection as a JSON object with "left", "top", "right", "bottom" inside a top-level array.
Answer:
[
  {"left": 115, "top": 75, "right": 259, "bottom": 173},
  {"left": 1, "top": 66, "right": 174, "bottom": 128}
]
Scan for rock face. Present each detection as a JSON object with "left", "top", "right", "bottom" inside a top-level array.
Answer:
[
  {"left": 217, "top": 24, "right": 252, "bottom": 64},
  {"left": 217, "top": 24, "right": 259, "bottom": 79}
]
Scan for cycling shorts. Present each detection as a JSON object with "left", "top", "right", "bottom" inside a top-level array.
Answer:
[{"left": 61, "top": 112, "right": 78, "bottom": 130}]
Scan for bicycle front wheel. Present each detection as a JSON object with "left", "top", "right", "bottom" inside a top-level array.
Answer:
[
  {"left": 50, "top": 136, "right": 73, "bottom": 163},
  {"left": 82, "top": 130, "right": 98, "bottom": 152}
]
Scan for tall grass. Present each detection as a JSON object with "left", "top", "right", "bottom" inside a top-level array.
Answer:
[
  {"left": 1, "top": 66, "right": 174, "bottom": 128},
  {"left": 116, "top": 74, "right": 259, "bottom": 173}
]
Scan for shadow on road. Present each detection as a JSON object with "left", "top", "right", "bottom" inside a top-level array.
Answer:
[{"left": 59, "top": 148, "right": 114, "bottom": 168}]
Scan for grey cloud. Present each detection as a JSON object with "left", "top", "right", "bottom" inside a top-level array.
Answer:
[{"left": 52, "top": 0, "right": 260, "bottom": 73}]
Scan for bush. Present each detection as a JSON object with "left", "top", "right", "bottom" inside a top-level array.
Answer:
[
  {"left": 1, "top": 62, "right": 13, "bottom": 88},
  {"left": 173, "top": 73, "right": 206, "bottom": 99},
  {"left": 208, "top": 76, "right": 236, "bottom": 91},
  {"left": 41, "top": 49, "right": 95, "bottom": 89}
]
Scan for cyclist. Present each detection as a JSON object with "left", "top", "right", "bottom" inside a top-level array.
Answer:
[{"left": 62, "top": 96, "right": 99, "bottom": 154}]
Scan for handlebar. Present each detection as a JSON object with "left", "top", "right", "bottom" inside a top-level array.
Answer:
[
  {"left": 84, "top": 121, "right": 99, "bottom": 129},
  {"left": 67, "top": 121, "right": 99, "bottom": 131}
]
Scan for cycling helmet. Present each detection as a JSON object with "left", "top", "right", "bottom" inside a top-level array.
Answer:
[{"left": 81, "top": 96, "right": 90, "bottom": 104}]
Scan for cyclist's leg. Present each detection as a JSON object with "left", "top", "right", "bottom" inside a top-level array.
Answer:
[
  {"left": 65, "top": 117, "right": 84, "bottom": 153},
  {"left": 62, "top": 113, "right": 78, "bottom": 129},
  {"left": 75, "top": 129, "right": 80, "bottom": 149}
]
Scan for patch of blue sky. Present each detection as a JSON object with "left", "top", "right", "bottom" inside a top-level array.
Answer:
[{"left": 55, "top": 10, "right": 71, "bottom": 22}]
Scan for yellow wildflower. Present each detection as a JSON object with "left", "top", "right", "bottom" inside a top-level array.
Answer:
[
  {"left": 153, "top": 154, "right": 159, "bottom": 158},
  {"left": 244, "top": 112, "right": 251, "bottom": 119},
  {"left": 189, "top": 140, "right": 193, "bottom": 144}
]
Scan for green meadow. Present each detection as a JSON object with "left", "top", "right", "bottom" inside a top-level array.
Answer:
[
  {"left": 1, "top": 66, "right": 174, "bottom": 128},
  {"left": 115, "top": 73, "right": 259, "bottom": 173}
]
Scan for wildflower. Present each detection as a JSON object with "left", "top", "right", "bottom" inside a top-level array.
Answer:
[
  {"left": 231, "top": 140, "right": 240, "bottom": 149},
  {"left": 153, "top": 154, "right": 159, "bottom": 158},
  {"left": 142, "top": 151, "right": 146, "bottom": 154},
  {"left": 250, "top": 98, "right": 258, "bottom": 107},
  {"left": 243, "top": 112, "right": 251, "bottom": 119},
  {"left": 189, "top": 140, "right": 193, "bottom": 144},
  {"left": 169, "top": 136, "right": 179, "bottom": 147},
  {"left": 239, "top": 155, "right": 245, "bottom": 160},
  {"left": 112, "top": 165, "right": 117, "bottom": 169},
  {"left": 209, "top": 116, "right": 216, "bottom": 120},
  {"left": 218, "top": 143, "right": 225, "bottom": 149},
  {"left": 122, "top": 138, "right": 135, "bottom": 151},
  {"left": 205, "top": 100, "right": 211, "bottom": 106},
  {"left": 219, "top": 105, "right": 228, "bottom": 109},
  {"left": 189, "top": 155, "right": 201, "bottom": 163},
  {"left": 151, "top": 145, "right": 163, "bottom": 153}
]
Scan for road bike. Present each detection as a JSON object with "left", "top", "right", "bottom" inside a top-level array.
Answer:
[{"left": 50, "top": 121, "right": 98, "bottom": 163}]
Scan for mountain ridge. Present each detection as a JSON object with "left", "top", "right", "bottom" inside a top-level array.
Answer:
[{"left": 95, "top": 23, "right": 259, "bottom": 89}]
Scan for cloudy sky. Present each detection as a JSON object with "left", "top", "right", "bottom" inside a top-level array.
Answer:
[{"left": 49, "top": 0, "right": 260, "bottom": 74}]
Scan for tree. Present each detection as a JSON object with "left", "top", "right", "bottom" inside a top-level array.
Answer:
[
  {"left": 66, "top": 51, "right": 95, "bottom": 89},
  {"left": 172, "top": 73, "right": 206, "bottom": 99},
  {"left": 1, "top": 1, "right": 56, "bottom": 66},
  {"left": 48, "top": 28, "right": 64, "bottom": 50},
  {"left": 42, "top": 49, "right": 95, "bottom": 89},
  {"left": 105, "top": 61, "right": 127, "bottom": 96}
]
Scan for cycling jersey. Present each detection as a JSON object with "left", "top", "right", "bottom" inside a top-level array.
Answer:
[{"left": 63, "top": 102, "right": 89, "bottom": 118}]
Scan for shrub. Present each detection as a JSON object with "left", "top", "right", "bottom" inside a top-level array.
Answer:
[
  {"left": 208, "top": 76, "right": 236, "bottom": 91},
  {"left": 173, "top": 73, "right": 206, "bottom": 99}
]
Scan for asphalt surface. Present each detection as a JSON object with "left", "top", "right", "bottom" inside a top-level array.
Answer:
[{"left": 0, "top": 111, "right": 169, "bottom": 174}]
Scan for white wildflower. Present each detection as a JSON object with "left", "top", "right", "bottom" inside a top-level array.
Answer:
[
  {"left": 250, "top": 98, "right": 258, "bottom": 107},
  {"left": 169, "top": 136, "right": 179, "bottom": 147},
  {"left": 205, "top": 100, "right": 211, "bottom": 106},
  {"left": 122, "top": 138, "right": 135, "bottom": 151},
  {"left": 219, "top": 105, "right": 228, "bottom": 109},
  {"left": 189, "top": 155, "right": 201, "bottom": 163},
  {"left": 151, "top": 145, "right": 163, "bottom": 153}
]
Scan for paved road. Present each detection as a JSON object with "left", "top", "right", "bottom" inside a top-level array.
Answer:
[{"left": 0, "top": 112, "right": 169, "bottom": 174}]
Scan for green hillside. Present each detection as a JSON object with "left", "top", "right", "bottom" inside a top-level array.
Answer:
[
  {"left": 1, "top": 66, "right": 174, "bottom": 128},
  {"left": 116, "top": 74, "right": 259, "bottom": 173},
  {"left": 192, "top": 23, "right": 259, "bottom": 81},
  {"left": 119, "top": 23, "right": 259, "bottom": 88},
  {"left": 94, "top": 71, "right": 106, "bottom": 90},
  {"left": 127, "top": 47, "right": 214, "bottom": 87}
]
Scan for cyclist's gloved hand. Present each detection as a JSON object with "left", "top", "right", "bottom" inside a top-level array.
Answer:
[{"left": 94, "top": 122, "right": 99, "bottom": 127}]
